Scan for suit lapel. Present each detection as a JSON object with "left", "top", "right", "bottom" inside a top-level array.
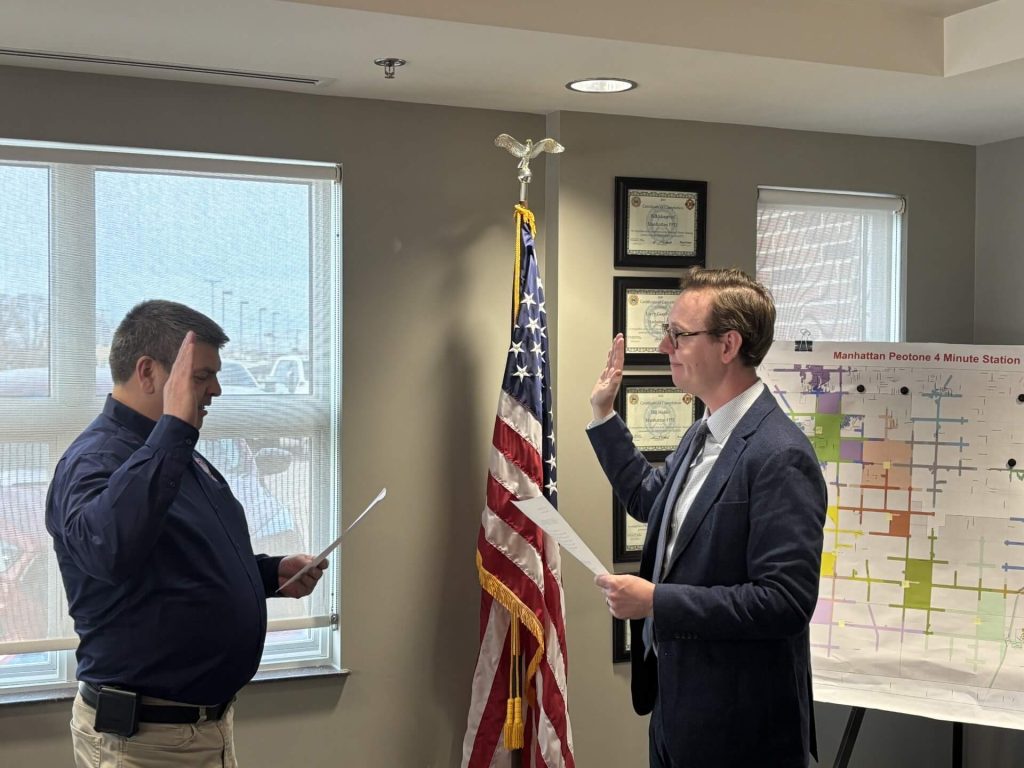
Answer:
[{"left": 663, "top": 387, "right": 778, "bottom": 575}]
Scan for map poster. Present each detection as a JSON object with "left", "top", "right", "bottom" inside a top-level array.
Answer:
[{"left": 762, "top": 342, "right": 1024, "bottom": 728}]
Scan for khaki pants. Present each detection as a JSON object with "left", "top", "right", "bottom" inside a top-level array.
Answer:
[{"left": 70, "top": 692, "right": 238, "bottom": 768}]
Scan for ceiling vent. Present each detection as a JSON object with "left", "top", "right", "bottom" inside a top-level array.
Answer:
[{"left": 0, "top": 47, "right": 325, "bottom": 86}]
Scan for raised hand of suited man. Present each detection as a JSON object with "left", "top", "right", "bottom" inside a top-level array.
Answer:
[{"left": 590, "top": 333, "right": 625, "bottom": 421}]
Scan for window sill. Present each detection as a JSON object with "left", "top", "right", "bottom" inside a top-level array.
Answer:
[
  {"left": 0, "top": 665, "right": 350, "bottom": 708},
  {"left": 251, "top": 665, "right": 350, "bottom": 685}
]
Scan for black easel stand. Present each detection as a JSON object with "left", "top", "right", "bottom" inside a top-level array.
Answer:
[
  {"left": 832, "top": 708, "right": 963, "bottom": 768},
  {"left": 832, "top": 706, "right": 866, "bottom": 768}
]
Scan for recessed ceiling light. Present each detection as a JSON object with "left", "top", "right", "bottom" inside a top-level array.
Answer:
[{"left": 566, "top": 78, "right": 637, "bottom": 93}]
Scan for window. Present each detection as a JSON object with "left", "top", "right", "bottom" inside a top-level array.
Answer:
[
  {"left": 0, "top": 140, "right": 342, "bottom": 694},
  {"left": 756, "top": 187, "right": 905, "bottom": 342}
]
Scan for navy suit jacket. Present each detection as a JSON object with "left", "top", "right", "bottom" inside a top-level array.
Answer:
[{"left": 589, "top": 386, "right": 826, "bottom": 768}]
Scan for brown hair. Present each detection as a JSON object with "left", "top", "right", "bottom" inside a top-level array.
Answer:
[{"left": 678, "top": 267, "right": 776, "bottom": 367}]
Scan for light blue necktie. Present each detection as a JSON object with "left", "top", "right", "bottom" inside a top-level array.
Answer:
[{"left": 643, "top": 421, "right": 709, "bottom": 657}]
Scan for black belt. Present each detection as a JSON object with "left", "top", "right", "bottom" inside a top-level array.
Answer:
[{"left": 79, "top": 682, "right": 232, "bottom": 724}]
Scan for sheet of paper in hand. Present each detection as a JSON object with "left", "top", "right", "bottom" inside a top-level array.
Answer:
[
  {"left": 512, "top": 496, "right": 609, "bottom": 576},
  {"left": 276, "top": 487, "right": 387, "bottom": 592}
]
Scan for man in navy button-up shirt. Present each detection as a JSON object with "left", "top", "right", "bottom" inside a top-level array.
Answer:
[{"left": 46, "top": 300, "right": 328, "bottom": 767}]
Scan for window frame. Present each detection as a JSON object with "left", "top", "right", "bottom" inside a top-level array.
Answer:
[
  {"left": 0, "top": 140, "right": 343, "bottom": 697},
  {"left": 755, "top": 186, "right": 907, "bottom": 343}
]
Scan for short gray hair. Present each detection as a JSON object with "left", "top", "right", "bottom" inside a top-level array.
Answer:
[{"left": 109, "top": 300, "right": 229, "bottom": 384}]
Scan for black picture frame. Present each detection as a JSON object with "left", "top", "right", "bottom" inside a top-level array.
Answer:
[
  {"left": 612, "top": 575, "right": 637, "bottom": 663},
  {"left": 612, "top": 459, "right": 667, "bottom": 563},
  {"left": 613, "top": 276, "right": 681, "bottom": 366},
  {"left": 612, "top": 616, "right": 630, "bottom": 663},
  {"left": 612, "top": 498, "right": 644, "bottom": 564},
  {"left": 614, "top": 176, "right": 707, "bottom": 268},
  {"left": 615, "top": 375, "right": 704, "bottom": 462}
]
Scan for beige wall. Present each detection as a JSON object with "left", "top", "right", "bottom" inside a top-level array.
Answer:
[
  {"left": 0, "top": 64, "right": 545, "bottom": 767},
  {"left": 976, "top": 135, "right": 1024, "bottom": 345},
  {"left": 972, "top": 139, "right": 1024, "bottom": 762},
  {"left": 0, "top": 64, "right": 998, "bottom": 766}
]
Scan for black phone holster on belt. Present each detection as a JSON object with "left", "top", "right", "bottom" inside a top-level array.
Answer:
[{"left": 92, "top": 686, "right": 140, "bottom": 738}]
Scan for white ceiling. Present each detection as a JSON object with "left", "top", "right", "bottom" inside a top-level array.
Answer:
[
  {"left": 0, "top": 0, "right": 1022, "bottom": 145},
  {"left": 829, "top": 0, "right": 988, "bottom": 13}
]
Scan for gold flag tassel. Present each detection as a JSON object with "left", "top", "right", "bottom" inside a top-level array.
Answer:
[
  {"left": 511, "top": 204, "right": 536, "bottom": 325},
  {"left": 503, "top": 617, "right": 525, "bottom": 749},
  {"left": 476, "top": 551, "right": 544, "bottom": 748}
]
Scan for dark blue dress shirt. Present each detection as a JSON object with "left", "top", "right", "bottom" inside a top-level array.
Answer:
[{"left": 46, "top": 396, "right": 282, "bottom": 705}]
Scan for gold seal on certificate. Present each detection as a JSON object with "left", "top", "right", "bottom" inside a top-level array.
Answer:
[{"left": 614, "top": 177, "right": 707, "bottom": 268}]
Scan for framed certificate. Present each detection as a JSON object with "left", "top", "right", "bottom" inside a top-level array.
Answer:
[
  {"left": 613, "top": 498, "right": 647, "bottom": 563},
  {"left": 616, "top": 375, "right": 703, "bottom": 461},
  {"left": 612, "top": 458, "right": 670, "bottom": 563},
  {"left": 614, "top": 176, "right": 707, "bottom": 268},
  {"left": 613, "top": 276, "right": 680, "bottom": 365}
]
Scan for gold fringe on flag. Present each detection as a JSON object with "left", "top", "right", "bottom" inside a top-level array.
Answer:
[{"left": 476, "top": 550, "right": 546, "bottom": 732}]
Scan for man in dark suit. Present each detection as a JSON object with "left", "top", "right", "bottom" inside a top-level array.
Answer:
[{"left": 589, "top": 268, "right": 826, "bottom": 768}]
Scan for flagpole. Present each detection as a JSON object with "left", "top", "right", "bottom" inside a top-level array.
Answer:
[
  {"left": 512, "top": 162, "right": 525, "bottom": 768},
  {"left": 511, "top": 648, "right": 522, "bottom": 768},
  {"left": 490, "top": 133, "right": 566, "bottom": 768}
]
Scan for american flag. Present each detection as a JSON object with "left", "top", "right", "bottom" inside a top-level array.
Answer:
[{"left": 461, "top": 206, "right": 574, "bottom": 768}]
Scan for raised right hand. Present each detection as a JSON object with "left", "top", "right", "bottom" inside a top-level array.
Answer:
[
  {"left": 590, "top": 334, "right": 624, "bottom": 421},
  {"left": 163, "top": 331, "right": 200, "bottom": 427}
]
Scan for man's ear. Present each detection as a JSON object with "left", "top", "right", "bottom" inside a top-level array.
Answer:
[
  {"left": 136, "top": 357, "right": 159, "bottom": 395},
  {"left": 720, "top": 330, "right": 744, "bottom": 365}
]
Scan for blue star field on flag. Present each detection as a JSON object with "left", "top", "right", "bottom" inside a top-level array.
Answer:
[{"left": 502, "top": 215, "right": 557, "bottom": 501}]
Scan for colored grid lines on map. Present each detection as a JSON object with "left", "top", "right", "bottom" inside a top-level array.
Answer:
[{"left": 762, "top": 342, "right": 1024, "bottom": 728}]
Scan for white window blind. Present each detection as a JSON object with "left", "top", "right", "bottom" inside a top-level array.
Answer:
[
  {"left": 0, "top": 140, "right": 342, "bottom": 693},
  {"left": 756, "top": 187, "right": 905, "bottom": 342}
]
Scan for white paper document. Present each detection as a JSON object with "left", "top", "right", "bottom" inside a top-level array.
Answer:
[
  {"left": 276, "top": 487, "right": 387, "bottom": 593},
  {"left": 512, "top": 496, "right": 609, "bottom": 576}
]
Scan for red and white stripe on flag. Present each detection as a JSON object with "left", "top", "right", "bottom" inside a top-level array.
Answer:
[
  {"left": 461, "top": 207, "right": 574, "bottom": 768},
  {"left": 462, "top": 395, "right": 574, "bottom": 768}
]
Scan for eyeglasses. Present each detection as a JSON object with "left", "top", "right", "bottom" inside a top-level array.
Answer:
[{"left": 661, "top": 323, "right": 719, "bottom": 349}]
